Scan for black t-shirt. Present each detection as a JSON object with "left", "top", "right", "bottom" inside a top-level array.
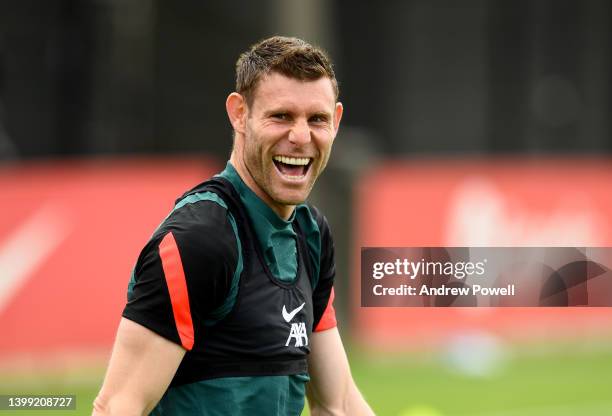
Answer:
[{"left": 123, "top": 168, "right": 337, "bottom": 352}]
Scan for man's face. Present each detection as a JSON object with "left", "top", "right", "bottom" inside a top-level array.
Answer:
[{"left": 238, "top": 72, "right": 342, "bottom": 215}]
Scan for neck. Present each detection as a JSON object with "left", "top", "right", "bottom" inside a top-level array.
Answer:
[{"left": 229, "top": 153, "right": 295, "bottom": 220}]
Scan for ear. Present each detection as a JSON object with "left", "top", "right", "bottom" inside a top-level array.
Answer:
[
  {"left": 332, "top": 101, "right": 344, "bottom": 136},
  {"left": 226, "top": 92, "right": 247, "bottom": 135}
]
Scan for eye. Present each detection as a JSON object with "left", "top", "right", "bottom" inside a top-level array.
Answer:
[
  {"left": 309, "top": 114, "right": 329, "bottom": 124},
  {"left": 271, "top": 113, "right": 289, "bottom": 120}
]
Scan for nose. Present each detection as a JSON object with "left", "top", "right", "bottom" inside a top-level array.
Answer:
[{"left": 288, "top": 119, "right": 311, "bottom": 145}]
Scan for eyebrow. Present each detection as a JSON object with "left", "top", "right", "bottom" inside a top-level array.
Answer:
[
  {"left": 309, "top": 112, "right": 331, "bottom": 120},
  {"left": 263, "top": 108, "right": 332, "bottom": 118},
  {"left": 264, "top": 108, "right": 290, "bottom": 116}
]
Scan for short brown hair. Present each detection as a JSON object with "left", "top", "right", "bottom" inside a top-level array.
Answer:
[{"left": 235, "top": 36, "right": 339, "bottom": 105}]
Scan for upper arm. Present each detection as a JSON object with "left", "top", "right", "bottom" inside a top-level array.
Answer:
[
  {"left": 93, "top": 318, "right": 186, "bottom": 415},
  {"left": 305, "top": 207, "right": 373, "bottom": 414},
  {"left": 95, "top": 198, "right": 239, "bottom": 414},
  {"left": 306, "top": 328, "right": 375, "bottom": 416},
  {"left": 306, "top": 328, "right": 352, "bottom": 413},
  {"left": 307, "top": 206, "right": 337, "bottom": 332}
]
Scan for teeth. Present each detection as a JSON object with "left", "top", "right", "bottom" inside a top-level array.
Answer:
[{"left": 273, "top": 155, "right": 310, "bottom": 166}]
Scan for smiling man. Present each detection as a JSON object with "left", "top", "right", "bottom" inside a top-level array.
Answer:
[
  {"left": 93, "top": 36, "right": 374, "bottom": 416},
  {"left": 228, "top": 70, "right": 338, "bottom": 219}
]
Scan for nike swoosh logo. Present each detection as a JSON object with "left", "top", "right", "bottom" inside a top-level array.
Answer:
[
  {"left": 0, "top": 203, "right": 71, "bottom": 315},
  {"left": 282, "top": 302, "right": 305, "bottom": 322}
]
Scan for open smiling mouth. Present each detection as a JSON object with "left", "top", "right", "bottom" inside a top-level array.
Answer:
[{"left": 272, "top": 155, "right": 313, "bottom": 179}]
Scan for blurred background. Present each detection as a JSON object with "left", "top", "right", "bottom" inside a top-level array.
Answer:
[{"left": 1, "top": 1, "right": 611, "bottom": 415}]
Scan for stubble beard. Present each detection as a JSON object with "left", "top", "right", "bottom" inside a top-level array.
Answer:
[{"left": 243, "top": 142, "right": 320, "bottom": 208}]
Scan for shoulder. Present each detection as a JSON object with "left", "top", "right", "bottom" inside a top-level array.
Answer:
[
  {"left": 166, "top": 190, "right": 232, "bottom": 231},
  {"left": 295, "top": 204, "right": 335, "bottom": 287},
  {"left": 124, "top": 191, "right": 241, "bottom": 348},
  {"left": 152, "top": 191, "right": 239, "bottom": 266}
]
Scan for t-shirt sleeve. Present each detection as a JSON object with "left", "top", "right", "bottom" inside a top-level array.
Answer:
[
  {"left": 122, "top": 200, "right": 238, "bottom": 350},
  {"left": 310, "top": 208, "right": 338, "bottom": 332}
]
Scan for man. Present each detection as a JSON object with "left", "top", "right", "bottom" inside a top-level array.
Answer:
[{"left": 93, "top": 36, "right": 374, "bottom": 416}]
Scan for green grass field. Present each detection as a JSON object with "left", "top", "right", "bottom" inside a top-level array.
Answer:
[
  {"left": 1, "top": 342, "right": 611, "bottom": 416},
  {"left": 347, "top": 343, "right": 612, "bottom": 416}
]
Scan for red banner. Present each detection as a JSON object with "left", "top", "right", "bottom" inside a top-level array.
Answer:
[
  {"left": 0, "top": 158, "right": 219, "bottom": 358},
  {"left": 353, "top": 158, "right": 612, "bottom": 348}
]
